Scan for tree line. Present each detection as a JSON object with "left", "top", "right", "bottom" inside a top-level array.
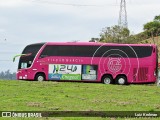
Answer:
[
  {"left": 0, "top": 70, "right": 16, "bottom": 80},
  {"left": 90, "top": 15, "right": 160, "bottom": 44}
]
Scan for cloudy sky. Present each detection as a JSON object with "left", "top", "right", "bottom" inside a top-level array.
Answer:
[{"left": 0, "top": 0, "right": 160, "bottom": 72}]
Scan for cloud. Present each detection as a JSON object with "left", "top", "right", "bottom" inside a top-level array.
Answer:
[{"left": 0, "top": 0, "right": 30, "bottom": 7}]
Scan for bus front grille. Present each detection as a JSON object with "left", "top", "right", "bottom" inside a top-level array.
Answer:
[{"left": 133, "top": 67, "right": 148, "bottom": 81}]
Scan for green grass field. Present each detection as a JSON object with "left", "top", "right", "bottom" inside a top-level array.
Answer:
[{"left": 0, "top": 80, "right": 160, "bottom": 120}]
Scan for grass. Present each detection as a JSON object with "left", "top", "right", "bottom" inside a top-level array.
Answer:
[{"left": 0, "top": 80, "right": 160, "bottom": 120}]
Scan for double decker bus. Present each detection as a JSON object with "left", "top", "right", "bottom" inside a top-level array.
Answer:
[{"left": 16, "top": 42, "right": 158, "bottom": 85}]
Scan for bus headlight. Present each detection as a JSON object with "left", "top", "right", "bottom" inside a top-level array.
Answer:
[{"left": 19, "top": 76, "right": 22, "bottom": 79}]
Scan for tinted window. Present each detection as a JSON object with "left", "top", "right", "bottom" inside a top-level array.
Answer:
[
  {"left": 18, "top": 43, "right": 45, "bottom": 69},
  {"left": 40, "top": 45, "right": 99, "bottom": 57},
  {"left": 94, "top": 46, "right": 153, "bottom": 58},
  {"left": 40, "top": 45, "right": 153, "bottom": 58}
]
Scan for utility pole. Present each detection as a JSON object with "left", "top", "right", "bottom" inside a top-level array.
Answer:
[{"left": 118, "top": 0, "right": 128, "bottom": 28}]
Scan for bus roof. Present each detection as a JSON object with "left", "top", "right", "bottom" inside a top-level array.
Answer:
[{"left": 44, "top": 42, "right": 156, "bottom": 47}]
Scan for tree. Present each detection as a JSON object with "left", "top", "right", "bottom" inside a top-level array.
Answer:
[
  {"left": 143, "top": 15, "right": 160, "bottom": 44},
  {"left": 99, "top": 25, "right": 130, "bottom": 43},
  {"left": 0, "top": 71, "right": 5, "bottom": 79},
  {"left": 144, "top": 21, "right": 160, "bottom": 35},
  {"left": 89, "top": 38, "right": 99, "bottom": 42},
  {"left": 154, "top": 15, "right": 160, "bottom": 22},
  {"left": 0, "top": 70, "right": 16, "bottom": 80}
]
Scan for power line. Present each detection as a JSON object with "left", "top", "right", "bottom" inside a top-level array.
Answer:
[
  {"left": 0, "top": 43, "right": 27, "bottom": 47},
  {"left": 32, "top": 0, "right": 119, "bottom": 7},
  {"left": 0, "top": 60, "right": 13, "bottom": 61},
  {"left": 0, "top": 52, "right": 18, "bottom": 54}
]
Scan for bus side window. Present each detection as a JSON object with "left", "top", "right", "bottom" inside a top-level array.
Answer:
[
  {"left": 21, "top": 63, "right": 27, "bottom": 69},
  {"left": 29, "top": 61, "right": 32, "bottom": 64}
]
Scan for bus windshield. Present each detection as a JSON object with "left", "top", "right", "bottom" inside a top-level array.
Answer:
[{"left": 18, "top": 43, "right": 44, "bottom": 69}]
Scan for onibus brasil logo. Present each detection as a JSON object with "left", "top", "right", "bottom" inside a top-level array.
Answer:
[{"left": 107, "top": 58, "right": 122, "bottom": 73}]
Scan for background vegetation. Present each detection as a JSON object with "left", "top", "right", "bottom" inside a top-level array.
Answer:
[
  {"left": 90, "top": 15, "right": 160, "bottom": 44},
  {"left": 0, "top": 70, "right": 16, "bottom": 80}
]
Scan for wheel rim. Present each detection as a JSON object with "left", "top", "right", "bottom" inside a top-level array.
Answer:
[
  {"left": 118, "top": 78, "right": 125, "bottom": 85},
  {"left": 37, "top": 76, "right": 44, "bottom": 81},
  {"left": 104, "top": 78, "right": 111, "bottom": 84}
]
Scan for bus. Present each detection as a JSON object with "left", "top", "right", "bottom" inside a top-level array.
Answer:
[{"left": 16, "top": 42, "right": 158, "bottom": 85}]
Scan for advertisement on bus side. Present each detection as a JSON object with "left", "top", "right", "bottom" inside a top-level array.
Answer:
[
  {"left": 48, "top": 64, "right": 97, "bottom": 81},
  {"left": 48, "top": 64, "right": 81, "bottom": 80}
]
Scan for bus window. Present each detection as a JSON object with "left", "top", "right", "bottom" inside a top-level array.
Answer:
[{"left": 21, "top": 63, "right": 27, "bottom": 69}]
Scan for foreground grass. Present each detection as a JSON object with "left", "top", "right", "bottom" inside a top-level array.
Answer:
[{"left": 0, "top": 80, "right": 160, "bottom": 119}]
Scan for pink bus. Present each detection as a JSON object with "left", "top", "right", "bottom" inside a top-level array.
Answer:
[{"left": 16, "top": 42, "right": 158, "bottom": 85}]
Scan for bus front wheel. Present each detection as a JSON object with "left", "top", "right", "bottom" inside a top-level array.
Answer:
[
  {"left": 116, "top": 76, "right": 127, "bottom": 85},
  {"left": 102, "top": 75, "right": 113, "bottom": 84},
  {"left": 35, "top": 73, "right": 45, "bottom": 81}
]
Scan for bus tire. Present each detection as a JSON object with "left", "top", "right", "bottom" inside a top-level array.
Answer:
[
  {"left": 35, "top": 73, "right": 45, "bottom": 81},
  {"left": 116, "top": 76, "right": 127, "bottom": 85},
  {"left": 102, "top": 75, "right": 113, "bottom": 84}
]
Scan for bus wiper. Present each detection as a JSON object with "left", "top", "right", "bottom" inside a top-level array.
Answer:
[{"left": 13, "top": 53, "right": 32, "bottom": 62}]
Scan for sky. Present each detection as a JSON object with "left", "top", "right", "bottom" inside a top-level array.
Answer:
[{"left": 0, "top": 0, "right": 160, "bottom": 72}]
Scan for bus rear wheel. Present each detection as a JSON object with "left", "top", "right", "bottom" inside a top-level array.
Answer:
[
  {"left": 35, "top": 73, "right": 45, "bottom": 81},
  {"left": 102, "top": 75, "right": 113, "bottom": 84},
  {"left": 116, "top": 76, "right": 127, "bottom": 85}
]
